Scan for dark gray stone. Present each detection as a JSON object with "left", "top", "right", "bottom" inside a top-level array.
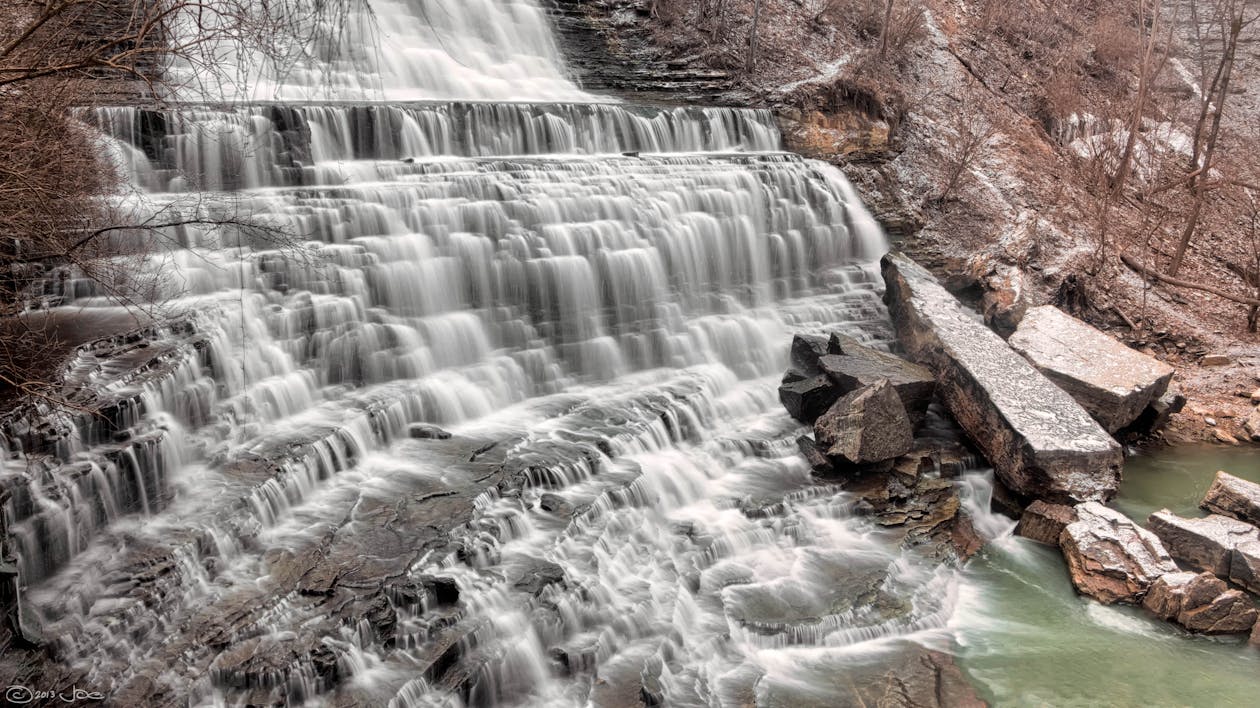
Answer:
[
  {"left": 816, "top": 334, "right": 935, "bottom": 428},
  {"left": 778, "top": 375, "right": 842, "bottom": 423},
  {"left": 408, "top": 423, "right": 452, "bottom": 440},
  {"left": 881, "top": 252, "right": 1122, "bottom": 504},
  {"left": 813, "top": 380, "right": 914, "bottom": 466},
  {"left": 790, "top": 333, "right": 831, "bottom": 376},
  {"left": 1009, "top": 306, "right": 1174, "bottom": 433},
  {"left": 796, "top": 435, "right": 834, "bottom": 474}
]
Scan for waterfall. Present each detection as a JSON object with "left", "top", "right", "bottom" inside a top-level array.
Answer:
[{"left": 0, "top": 2, "right": 996, "bottom": 706}]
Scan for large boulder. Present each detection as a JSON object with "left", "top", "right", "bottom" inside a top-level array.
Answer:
[
  {"left": 778, "top": 375, "right": 841, "bottom": 423},
  {"left": 1118, "top": 386, "right": 1187, "bottom": 439},
  {"left": 1015, "top": 500, "right": 1077, "bottom": 547},
  {"left": 818, "top": 333, "right": 936, "bottom": 428},
  {"left": 789, "top": 333, "right": 831, "bottom": 376},
  {"left": 881, "top": 252, "right": 1123, "bottom": 504},
  {"left": 813, "top": 380, "right": 914, "bottom": 466},
  {"left": 1059, "top": 502, "right": 1178, "bottom": 604},
  {"left": 1201, "top": 471, "right": 1260, "bottom": 526},
  {"left": 1142, "top": 571, "right": 1258, "bottom": 634},
  {"left": 1008, "top": 306, "right": 1174, "bottom": 433},
  {"left": 1147, "top": 510, "right": 1258, "bottom": 576}
]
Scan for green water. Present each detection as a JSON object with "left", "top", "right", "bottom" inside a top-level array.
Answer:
[{"left": 955, "top": 447, "right": 1260, "bottom": 707}]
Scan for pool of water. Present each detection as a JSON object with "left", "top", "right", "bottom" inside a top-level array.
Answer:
[{"left": 955, "top": 446, "right": 1260, "bottom": 707}]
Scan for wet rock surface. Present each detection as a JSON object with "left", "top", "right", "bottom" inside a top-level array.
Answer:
[
  {"left": 819, "top": 333, "right": 936, "bottom": 427},
  {"left": 1201, "top": 470, "right": 1260, "bottom": 526},
  {"left": 1015, "top": 501, "right": 1078, "bottom": 547},
  {"left": 1009, "top": 306, "right": 1174, "bottom": 433},
  {"left": 1147, "top": 510, "right": 1258, "bottom": 577},
  {"left": 778, "top": 374, "right": 843, "bottom": 423},
  {"left": 882, "top": 252, "right": 1123, "bottom": 504},
  {"left": 1059, "top": 502, "right": 1178, "bottom": 604},
  {"left": 1142, "top": 571, "right": 1258, "bottom": 635},
  {"left": 813, "top": 379, "right": 914, "bottom": 466}
]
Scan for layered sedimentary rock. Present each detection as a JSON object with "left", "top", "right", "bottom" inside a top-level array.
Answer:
[
  {"left": 1201, "top": 471, "right": 1260, "bottom": 526},
  {"left": 1143, "top": 571, "right": 1257, "bottom": 634},
  {"left": 1147, "top": 510, "right": 1258, "bottom": 577},
  {"left": 1059, "top": 502, "right": 1178, "bottom": 604},
  {"left": 881, "top": 253, "right": 1122, "bottom": 504},
  {"left": 819, "top": 333, "right": 936, "bottom": 427},
  {"left": 1015, "top": 501, "right": 1078, "bottom": 547},
  {"left": 813, "top": 380, "right": 914, "bottom": 465},
  {"left": 1008, "top": 306, "right": 1174, "bottom": 433}
]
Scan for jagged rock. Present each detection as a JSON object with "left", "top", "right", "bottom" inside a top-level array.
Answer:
[
  {"left": 538, "top": 492, "right": 574, "bottom": 516},
  {"left": 510, "top": 558, "right": 566, "bottom": 597},
  {"left": 796, "top": 435, "right": 835, "bottom": 474},
  {"left": 817, "top": 334, "right": 936, "bottom": 428},
  {"left": 881, "top": 252, "right": 1123, "bottom": 504},
  {"left": 1008, "top": 306, "right": 1174, "bottom": 433},
  {"left": 1059, "top": 502, "right": 1178, "bottom": 604},
  {"left": 1143, "top": 571, "right": 1258, "bottom": 634},
  {"left": 1118, "top": 386, "right": 1187, "bottom": 439},
  {"left": 790, "top": 333, "right": 831, "bottom": 375},
  {"left": 1201, "top": 471, "right": 1260, "bottom": 526},
  {"left": 972, "top": 259, "right": 1028, "bottom": 337},
  {"left": 813, "top": 380, "right": 913, "bottom": 465},
  {"left": 1015, "top": 501, "right": 1077, "bottom": 546},
  {"left": 1244, "top": 407, "right": 1260, "bottom": 441},
  {"left": 1147, "top": 510, "right": 1259, "bottom": 576},
  {"left": 1227, "top": 539, "right": 1260, "bottom": 595},
  {"left": 408, "top": 423, "right": 452, "bottom": 440},
  {"left": 1202, "top": 354, "right": 1232, "bottom": 366},
  {"left": 778, "top": 375, "right": 842, "bottom": 423}
]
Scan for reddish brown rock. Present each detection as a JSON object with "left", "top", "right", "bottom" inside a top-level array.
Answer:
[
  {"left": 1201, "top": 471, "right": 1260, "bottom": 526},
  {"left": 1143, "top": 571, "right": 1258, "bottom": 635},
  {"left": 1059, "top": 502, "right": 1178, "bottom": 604},
  {"left": 813, "top": 380, "right": 914, "bottom": 465},
  {"left": 1146, "top": 510, "right": 1259, "bottom": 577},
  {"left": 1015, "top": 501, "right": 1077, "bottom": 546}
]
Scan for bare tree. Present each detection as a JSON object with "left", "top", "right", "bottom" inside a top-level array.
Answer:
[
  {"left": 0, "top": 0, "right": 354, "bottom": 403},
  {"left": 1167, "top": 0, "right": 1256, "bottom": 276}
]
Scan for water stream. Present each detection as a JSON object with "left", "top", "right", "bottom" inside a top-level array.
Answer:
[{"left": 2, "top": 0, "right": 1257, "bottom": 705}]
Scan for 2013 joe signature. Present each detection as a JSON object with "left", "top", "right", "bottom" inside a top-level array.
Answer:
[{"left": 5, "top": 685, "right": 105, "bottom": 704}]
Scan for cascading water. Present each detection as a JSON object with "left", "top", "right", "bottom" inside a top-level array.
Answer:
[{"left": 0, "top": 1, "right": 1004, "bottom": 705}]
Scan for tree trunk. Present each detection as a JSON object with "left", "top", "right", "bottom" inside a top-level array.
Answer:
[
  {"left": 1169, "top": 12, "right": 1243, "bottom": 277},
  {"left": 746, "top": 0, "right": 762, "bottom": 72},
  {"left": 878, "top": 0, "right": 896, "bottom": 60}
]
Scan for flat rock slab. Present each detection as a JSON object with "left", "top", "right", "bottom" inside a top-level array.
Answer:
[
  {"left": 819, "top": 333, "right": 935, "bottom": 427},
  {"left": 1147, "top": 510, "right": 1258, "bottom": 576},
  {"left": 1015, "top": 500, "right": 1077, "bottom": 547},
  {"left": 1201, "top": 471, "right": 1260, "bottom": 526},
  {"left": 1143, "top": 571, "right": 1258, "bottom": 635},
  {"left": 882, "top": 253, "right": 1122, "bottom": 504},
  {"left": 1009, "top": 306, "right": 1174, "bottom": 433},
  {"left": 1060, "top": 502, "right": 1178, "bottom": 604}
]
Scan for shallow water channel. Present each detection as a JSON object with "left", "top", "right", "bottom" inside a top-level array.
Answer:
[{"left": 956, "top": 447, "right": 1260, "bottom": 707}]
